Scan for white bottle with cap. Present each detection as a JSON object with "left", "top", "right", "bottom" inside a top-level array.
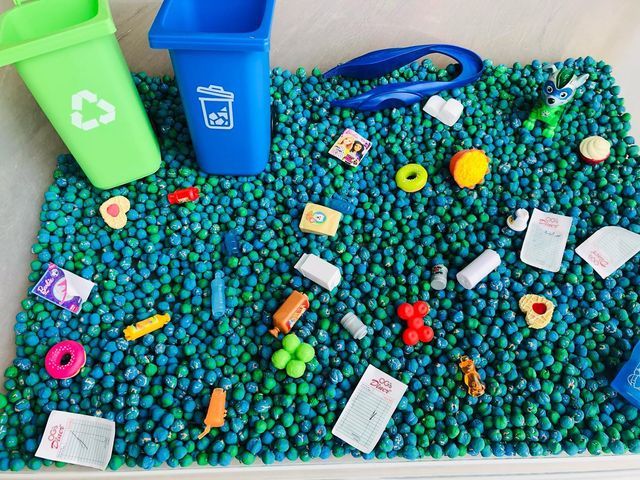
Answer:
[
  {"left": 340, "top": 313, "right": 367, "bottom": 340},
  {"left": 430, "top": 264, "right": 448, "bottom": 291}
]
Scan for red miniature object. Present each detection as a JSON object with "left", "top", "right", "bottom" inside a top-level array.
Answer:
[
  {"left": 413, "top": 301, "right": 430, "bottom": 317},
  {"left": 397, "top": 303, "right": 414, "bottom": 321},
  {"left": 168, "top": 187, "right": 200, "bottom": 205},
  {"left": 407, "top": 316, "right": 424, "bottom": 330},
  {"left": 398, "top": 301, "right": 434, "bottom": 346},
  {"left": 418, "top": 325, "right": 434, "bottom": 343},
  {"left": 402, "top": 329, "right": 420, "bottom": 346}
]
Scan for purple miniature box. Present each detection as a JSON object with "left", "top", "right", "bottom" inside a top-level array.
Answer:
[{"left": 32, "top": 263, "right": 95, "bottom": 314}]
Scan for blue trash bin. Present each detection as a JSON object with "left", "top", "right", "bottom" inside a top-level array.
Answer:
[
  {"left": 149, "top": 0, "right": 275, "bottom": 175},
  {"left": 612, "top": 340, "right": 640, "bottom": 409}
]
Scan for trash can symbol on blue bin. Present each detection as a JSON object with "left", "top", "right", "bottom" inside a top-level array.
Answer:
[{"left": 198, "top": 85, "right": 234, "bottom": 130}]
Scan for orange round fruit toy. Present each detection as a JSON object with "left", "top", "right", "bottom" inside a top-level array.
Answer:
[{"left": 449, "top": 149, "right": 490, "bottom": 189}]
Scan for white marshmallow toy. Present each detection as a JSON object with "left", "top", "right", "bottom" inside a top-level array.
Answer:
[{"left": 423, "top": 95, "right": 464, "bottom": 127}]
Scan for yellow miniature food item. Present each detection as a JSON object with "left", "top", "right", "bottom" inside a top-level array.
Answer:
[
  {"left": 123, "top": 313, "right": 171, "bottom": 341},
  {"left": 449, "top": 149, "right": 490, "bottom": 189},
  {"left": 519, "top": 294, "right": 555, "bottom": 329},
  {"left": 99, "top": 196, "right": 131, "bottom": 229}
]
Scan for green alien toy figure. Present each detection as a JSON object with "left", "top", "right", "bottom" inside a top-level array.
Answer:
[{"left": 524, "top": 65, "right": 589, "bottom": 138}]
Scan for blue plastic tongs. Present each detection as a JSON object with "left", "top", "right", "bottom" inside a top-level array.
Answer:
[{"left": 324, "top": 44, "right": 484, "bottom": 112}]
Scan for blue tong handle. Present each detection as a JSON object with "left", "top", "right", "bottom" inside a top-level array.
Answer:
[{"left": 324, "top": 44, "right": 484, "bottom": 112}]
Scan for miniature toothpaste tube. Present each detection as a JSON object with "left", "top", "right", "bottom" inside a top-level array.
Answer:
[
  {"left": 456, "top": 249, "right": 501, "bottom": 290},
  {"left": 294, "top": 253, "right": 342, "bottom": 291}
]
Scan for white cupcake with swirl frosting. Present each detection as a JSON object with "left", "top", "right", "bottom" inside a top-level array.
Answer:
[{"left": 579, "top": 136, "right": 611, "bottom": 165}]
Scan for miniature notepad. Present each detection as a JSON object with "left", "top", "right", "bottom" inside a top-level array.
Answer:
[
  {"left": 332, "top": 365, "right": 407, "bottom": 453},
  {"left": 299, "top": 203, "right": 342, "bottom": 237},
  {"left": 575, "top": 226, "right": 640, "bottom": 278},
  {"left": 35, "top": 411, "right": 115, "bottom": 470},
  {"left": 32, "top": 263, "right": 96, "bottom": 314},
  {"left": 520, "top": 209, "right": 573, "bottom": 272}
]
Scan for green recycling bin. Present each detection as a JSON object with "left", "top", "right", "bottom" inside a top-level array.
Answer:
[{"left": 0, "top": 0, "right": 161, "bottom": 189}]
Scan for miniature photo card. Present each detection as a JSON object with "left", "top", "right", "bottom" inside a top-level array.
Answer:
[{"left": 328, "top": 128, "right": 372, "bottom": 167}]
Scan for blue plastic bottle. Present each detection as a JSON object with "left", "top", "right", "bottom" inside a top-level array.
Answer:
[
  {"left": 222, "top": 231, "right": 240, "bottom": 257},
  {"left": 612, "top": 340, "right": 640, "bottom": 409},
  {"left": 149, "top": 0, "right": 275, "bottom": 175},
  {"left": 328, "top": 194, "right": 356, "bottom": 215},
  {"left": 211, "top": 271, "right": 226, "bottom": 319}
]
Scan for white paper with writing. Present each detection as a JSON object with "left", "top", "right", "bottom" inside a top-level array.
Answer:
[
  {"left": 575, "top": 226, "right": 640, "bottom": 278},
  {"left": 332, "top": 365, "right": 407, "bottom": 453},
  {"left": 520, "top": 208, "right": 574, "bottom": 272},
  {"left": 35, "top": 411, "right": 115, "bottom": 470}
]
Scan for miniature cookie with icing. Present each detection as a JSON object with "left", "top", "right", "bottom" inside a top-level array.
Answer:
[
  {"left": 99, "top": 196, "right": 131, "bottom": 229},
  {"left": 579, "top": 136, "right": 611, "bottom": 165},
  {"left": 519, "top": 294, "right": 555, "bottom": 329}
]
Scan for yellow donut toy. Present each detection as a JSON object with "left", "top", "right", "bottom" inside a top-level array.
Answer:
[{"left": 395, "top": 164, "right": 428, "bottom": 193}]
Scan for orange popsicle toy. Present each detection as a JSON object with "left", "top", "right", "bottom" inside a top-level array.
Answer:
[{"left": 197, "top": 388, "right": 227, "bottom": 439}]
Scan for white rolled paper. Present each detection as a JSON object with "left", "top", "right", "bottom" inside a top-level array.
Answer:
[{"left": 456, "top": 249, "right": 501, "bottom": 290}]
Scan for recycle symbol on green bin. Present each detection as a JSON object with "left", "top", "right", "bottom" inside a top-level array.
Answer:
[{"left": 70, "top": 90, "right": 116, "bottom": 131}]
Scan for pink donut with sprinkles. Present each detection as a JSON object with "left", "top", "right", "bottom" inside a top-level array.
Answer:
[{"left": 45, "top": 340, "right": 86, "bottom": 379}]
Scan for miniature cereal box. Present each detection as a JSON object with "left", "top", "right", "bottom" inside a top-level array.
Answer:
[{"left": 32, "top": 263, "right": 96, "bottom": 314}]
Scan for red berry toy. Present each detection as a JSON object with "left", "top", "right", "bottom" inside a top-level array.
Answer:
[
  {"left": 398, "top": 301, "right": 434, "bottom": 346},
  {"left": 418, "top": 325, "right": 434, "bottom": 343},
  {"left": 397, "top": 303, "right": 414, "bottom": 321},
  {"left": 413, "top": 301, "right": 430, "bottom": 317},
  {"left": 402, "top": 329, "right": 420, "bottom": 346}
]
